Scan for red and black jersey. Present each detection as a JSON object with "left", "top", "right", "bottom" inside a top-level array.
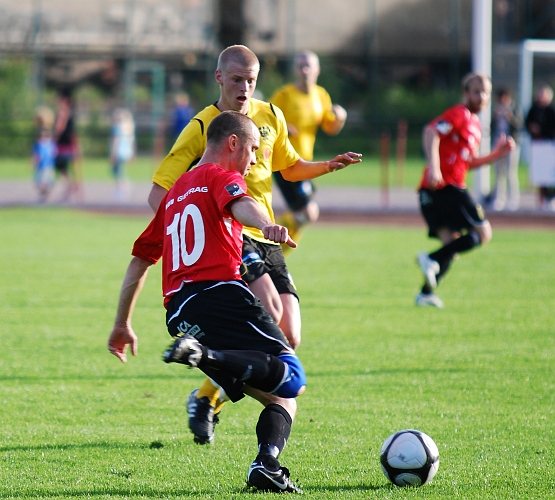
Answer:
[
  {"left": 132, "top": 163, "right": 249, "bottom": 306},
  {"left": 420, "top": 104, "right": 482, "bottom": 190}
]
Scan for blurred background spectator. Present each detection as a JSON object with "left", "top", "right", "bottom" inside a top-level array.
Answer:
[
  {"left": 32, "top": 106, "right": 56, "bottom": 202},
  {"left": 490, "top": 86, "right": 521, "bottom": 211},
  {"left": 525, "top": 84, "right": 555, "bottom": 210},
  {"left": 109, "top": 108, "right": 136, "bottom": 201}
]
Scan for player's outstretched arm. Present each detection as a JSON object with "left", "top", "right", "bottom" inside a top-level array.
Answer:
[
  {"left": 280, "top": 152, "right": 362, "bottom": 182},
  {"left": 229, "top": 197, "right": 297, "bottom": 248},
  {"left": 108, "top": 256, "right": 152, "bottom": 363},
  {"left": 469, "top": 134, "right": 516, "bottom": 169}
]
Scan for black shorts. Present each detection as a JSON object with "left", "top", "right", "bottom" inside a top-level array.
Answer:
[
  {"left": 55, "top": 154, "right": 73, "bottom": 175},
  {"left": 273, "top": 170, "right": 315, "bottom": 212},
  {"left": 165, "top": 280, "right": 291, "bottom": 402},
  {"left": 242, "top": 235, "right": 298, "bottom": 298},
  {"left": 419, "top": 185, "right": 487, "bottom": 238}
]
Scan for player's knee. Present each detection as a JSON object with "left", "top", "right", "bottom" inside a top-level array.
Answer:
[
  {"left": 474, "top": 222, "right": 492, "bottom": 245},
  {"left": 304, "top": 200, "right": 319, "bottom": 224},
  {"left": 287, "top": 335, "right": 301, "bottom": 351},
  {"left": 272, "top": 353, "right": 306, "bottom": 398}
]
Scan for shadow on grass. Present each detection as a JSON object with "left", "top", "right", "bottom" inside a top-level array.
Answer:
[
  {"left": 0, "top": 483, "right": 395, "bottom": 499},
  {"left": 0, "top": 487, "right": 227, "bottom": 498},
  {"left": 0, "top": 373, "right": 187, "bottom": 382},
  {"left": 307, "top": 366, "right": 475, "bottom": 378},
  {"left": 0, "top": 440, "right": 172, "bottom": 453},
  {"left": 300, "top": 482, "right": 388, "bottom": 493}
]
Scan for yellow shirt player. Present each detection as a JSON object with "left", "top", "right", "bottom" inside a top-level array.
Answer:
[
  {"left": 270, "top": 50, "right": 347, "bottom": 250},
  {"left": 147, "top": 45, "right": 361, "bottom": 447},
  {"left": 270, "top": 83, "right": 337, "bottom": 161},
  {"left": 153, "top": 99, "right": 299, "bottom": 243}
]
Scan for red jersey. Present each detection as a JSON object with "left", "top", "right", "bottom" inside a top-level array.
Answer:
[
  {"left": 132, "top": 163, "right": 249, "bottom": 306},
  {"left": 419, "top": 104, "right": 482, "bottom": 189}
]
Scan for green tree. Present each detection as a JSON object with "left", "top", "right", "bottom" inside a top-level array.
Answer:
[{"left": 0, "top": 57, "right": 35, "bottom": 156}]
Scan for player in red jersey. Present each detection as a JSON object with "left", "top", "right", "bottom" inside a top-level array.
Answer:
[
  {"left": 415, "top": 73, "right": 515, "bottom": 308},
  {"left": 107, "top": 111, "right": 305, "bottom": 493}
]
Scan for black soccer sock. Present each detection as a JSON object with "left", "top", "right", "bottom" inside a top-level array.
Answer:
[
  {"left": 435, "top": 257, "right": 454, "bottom": 283},
  {"left": 198, "top": 350, "right": 286, "bottom": 394},
  {"left": 429, "top": 231, "right": 481, "bottom": 264},
  {"left": 429, "top": 231, "right": 481, "bottom": 281},
  {"left": 255, "top": 404, "right": 292, "bottom": 469}
]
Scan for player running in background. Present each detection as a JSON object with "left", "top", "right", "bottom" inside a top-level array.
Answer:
[
  {"left": 108, "top": 111, "right": 305, "bottom": 493},
  {"left": 270, "top": 50, "right": 347, "bottom": 254},
  {"left": 416, "top": 72, "right": 514, "bottom": 308},
  {"left": 147, "top": 45, "right": 361, "bottom": 445}
]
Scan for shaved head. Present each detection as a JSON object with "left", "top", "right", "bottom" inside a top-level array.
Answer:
[
  {"left": 295, "top": 50, "right": 319, "bottom": 70},
  {"left": 217, "top": 45, "right": 260, "bottom": 73},
  {"left": 207, "top": 110, "right": 258, "bottom": 146}
]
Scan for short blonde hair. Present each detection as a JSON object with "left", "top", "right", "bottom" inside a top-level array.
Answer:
[
  {"left": 217, "top": 45, "right": 259, "bottom": 73},
  {"left": 34, "top": 106, "right": 55, "bottom": 129},
  {"left": 462, "top": 72, "right": 491, "bottom": 93}
]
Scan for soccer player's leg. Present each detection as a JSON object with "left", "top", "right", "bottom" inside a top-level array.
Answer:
[
  {"left": 246, "top": 395, "right": 303, "bottom": 493},
  {"left": 428, "top": 190, "right": 491, "bottom": 282},
  {"left": 186, "top": 238, "right": 277, "bottom": 445},
  {"left": 165, "top": 339, "right": 306, "bottom": 398},
  {"left": 416, "top": 188, "right": 444, "bottom": 307},
  {"left": 265, "top": 245, "right": 301, "bottom": 349},
  {"left": 186, "top": 379, "right": 225, "bottom": 445},
  {"left": 274, "top": 173, "right": 316, "bottom": 257},
  {"left": 416, "top": 188, "right": 490, "bottom": 307},
  {"left": 242, "top": 358, "right": 306, "bottom": 493}
]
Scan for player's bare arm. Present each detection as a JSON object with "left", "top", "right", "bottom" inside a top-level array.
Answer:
[
  {"left": 108, "top": 256, "right": 152, "bottom": 362},
  {"left": 148, "top": 183, "right": 169, "bottom": 212},
  {"left": 322, "top": 104, "right": 347, "bottom": 135},
  {"left": 469, "top": 134, "right": 516, "bottom": 169},
  {"left": 229, "top": 197, "right": 297, "bottom": 248},
  {"left": 423, "top": 125, "right": 443, "bottom": 188},
  {"left": 280, "top": 152, "right": 362, "bottom": 182}
]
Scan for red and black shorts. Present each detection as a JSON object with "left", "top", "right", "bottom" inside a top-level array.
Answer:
[{"left": 419, "top": 185, "right": 487, "bottom": 238}]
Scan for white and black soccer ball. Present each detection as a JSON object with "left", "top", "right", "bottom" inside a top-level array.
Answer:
[{"left": 380, "top": 429, "right": 439, "bottom": 487}]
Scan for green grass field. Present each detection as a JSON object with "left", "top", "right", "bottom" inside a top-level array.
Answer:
[
  {"left": 1, "top": 208, "right": 554, "bottom": 499},
  {"left": 0, "top": 155, "right": 534, "bottom": 191}
]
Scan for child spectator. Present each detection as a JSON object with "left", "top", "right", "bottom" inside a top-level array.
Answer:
[
  {"left": 33, "top": 106, "right": 57, "bottom": 203},
  {"left": 109, "top": 108, "right": 135, "bottom": 201}
]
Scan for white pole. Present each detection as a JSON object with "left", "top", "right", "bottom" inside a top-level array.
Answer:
[
  {"left": 519, "top": 40, "right": 534, "bottom": 163},
  {"left": 471, "top": 0, "right": 492, "bottom": 200}
]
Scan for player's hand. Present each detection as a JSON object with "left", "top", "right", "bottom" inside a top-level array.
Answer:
[
  {"left": 328, "top": 152, "right": 362, "bottom": 172},
  {"left": 426, "top": 166, "right": 444, "bottom": 190},
  {"left": 108, "top": 324, "right": 138, "bottom": 363},
  {"left": 332, "top": 104, "right": 347, "bottom": 122},
  {"left": 262, "top": 224, "right": 297, "bottom": 248},
  {"left": 494, "top": 134, "right": 515, "bottom": 157}
]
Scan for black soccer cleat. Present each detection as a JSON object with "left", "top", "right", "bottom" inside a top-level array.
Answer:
[
  {"left": 247, "top": 460, "right": 303, "bottom": 494},
  {"left": 187, "top": 389, "right": 220, "bottom": 445},
  {"left": 163, "top": 335, "right": 203, "bottom": 367}
]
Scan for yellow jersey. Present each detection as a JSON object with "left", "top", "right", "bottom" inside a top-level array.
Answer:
[
  {"left": 152, "top": 99, "right": 300, "bottom": 242},
  {"left": 270, "top": 84, "right": 338, "bottom": 161}
]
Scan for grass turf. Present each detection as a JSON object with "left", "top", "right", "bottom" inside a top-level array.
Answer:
[
  {"left": 0, "top": 155, "right": 534, "bottom": 191},
  {"left": 0, "top": 207, "right": 554, "bottom": 498}
]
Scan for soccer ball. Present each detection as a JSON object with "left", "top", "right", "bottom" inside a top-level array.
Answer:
[{"left": 380, "top": 429, "right": 439, "bottom": 487}]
